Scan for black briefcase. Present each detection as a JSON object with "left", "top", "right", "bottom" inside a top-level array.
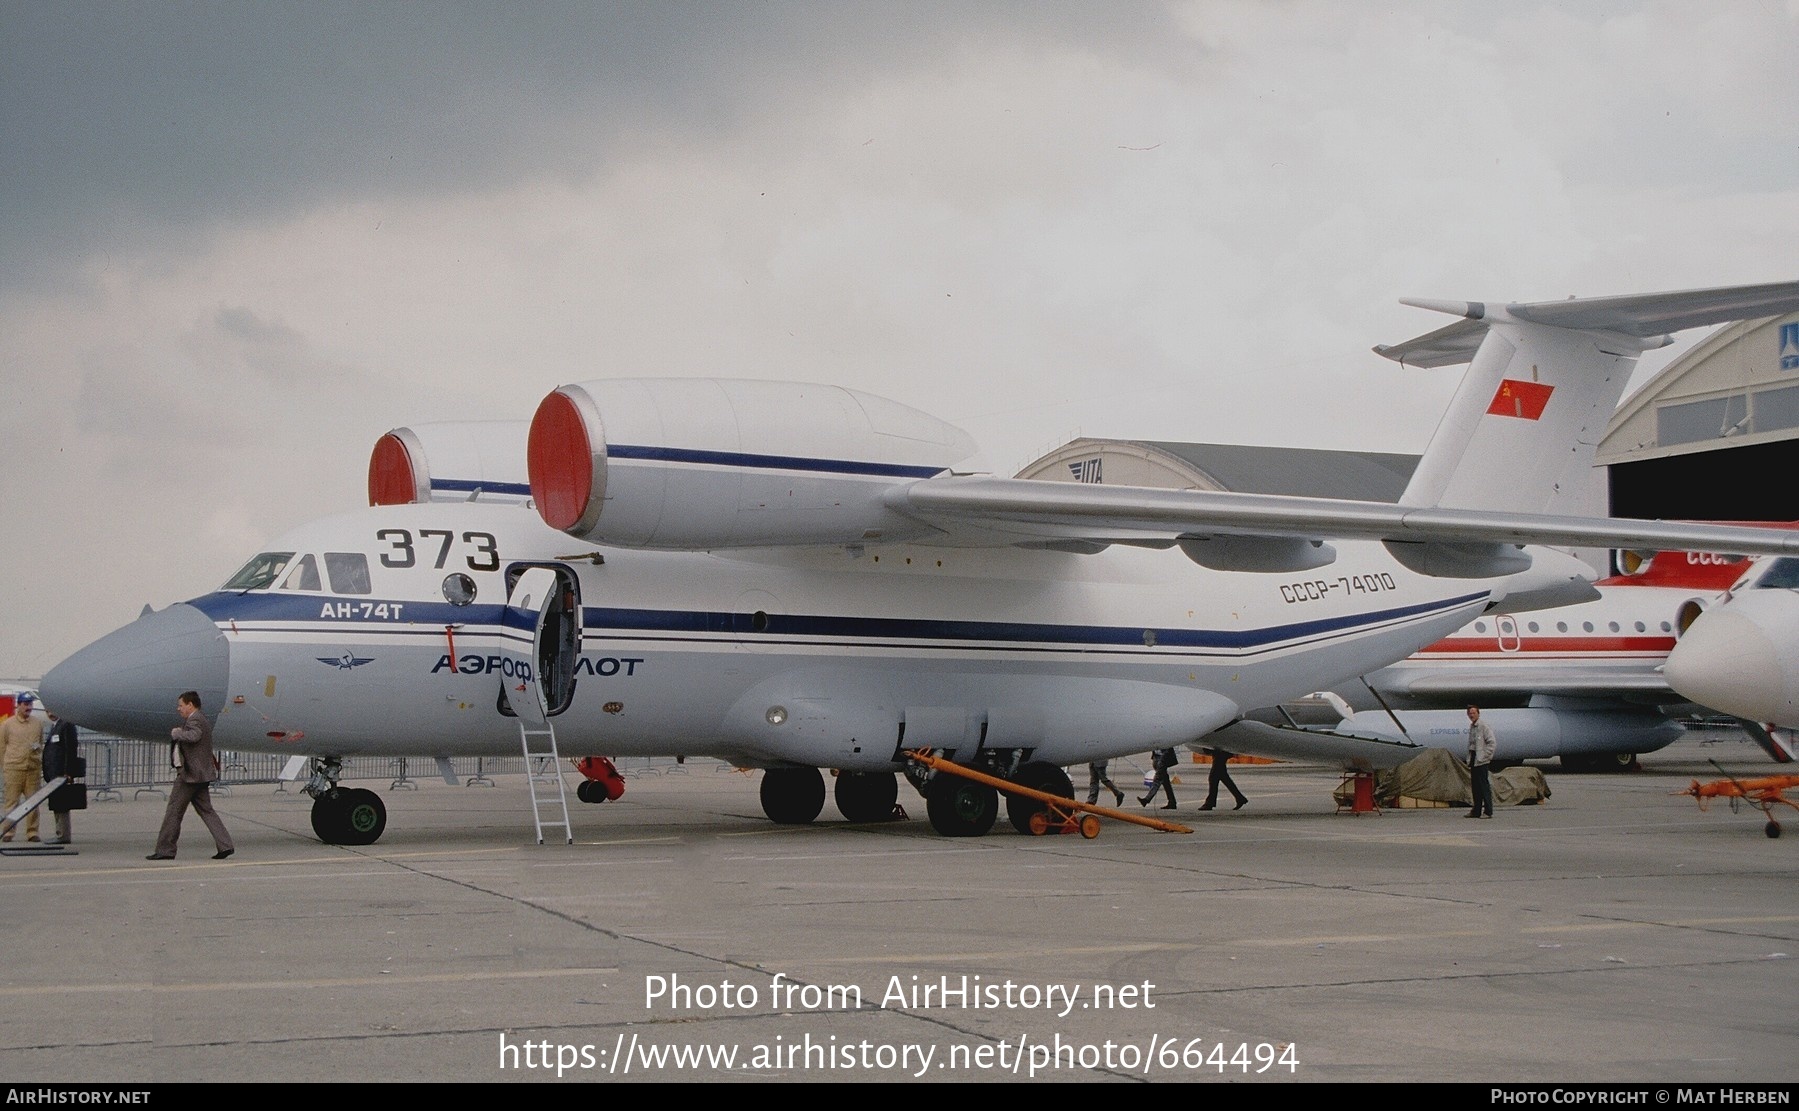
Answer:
[{"left": 49, "top": 780, "right": 87, "bottom": 812}]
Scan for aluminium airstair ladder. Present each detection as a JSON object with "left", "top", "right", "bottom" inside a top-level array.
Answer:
[{"left": 517, "top": 721, "right": 574, "bottom": 845}]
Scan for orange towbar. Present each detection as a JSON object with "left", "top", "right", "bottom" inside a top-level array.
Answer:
[
  {"left": 906, "top": 749, "right": 1192, "bottom": 836},
  {"left": 1679, "top": 771, "right": 1799, "bottom": 838}
]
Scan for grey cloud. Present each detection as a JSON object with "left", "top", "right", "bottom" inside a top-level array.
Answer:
[
  {"left": 215, "top": 305, "right": 303, "bottom": 347},
  {"left": 0, "top": 1, "right": 1192, "bottom": 291}
]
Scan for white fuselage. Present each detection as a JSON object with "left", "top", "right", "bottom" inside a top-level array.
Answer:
[
  {"left": 164, "top": 502, "right": 1495, "bottom": 770},
  {"left": 1361, "top": 582, "right": 1705, "bottom": 708}
]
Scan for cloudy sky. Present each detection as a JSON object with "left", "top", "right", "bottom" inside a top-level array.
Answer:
[{"left": 2, "top": 0, "right": 1796, "bottom": 680}]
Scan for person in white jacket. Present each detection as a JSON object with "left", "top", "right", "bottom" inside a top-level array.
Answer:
[{"left": 1466, "top": 705, "right": 1497, "bottom": 819}]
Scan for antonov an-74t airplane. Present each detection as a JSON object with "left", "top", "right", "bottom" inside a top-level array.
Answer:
[{"left": 43, "top": 282, "right": 1799, "bottom": 844}]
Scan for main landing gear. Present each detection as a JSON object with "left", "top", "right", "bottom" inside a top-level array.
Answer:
[
  {"left": 907, "top": 751, "right": 1189, "bottom": 839},
  {"left": 760, "top": 766, "right": 827, "bottom": 824},
  {"left": 757, "top": 767, "right": 905, "bottom": 825},
  {"left": 303, "top": 757, "right": 388, "bottom": 846},
  {"left": 903, "top": 755, "right": 1076, "bottom": 838},
  {"left": 755, "top": 757, "right": 1102, "bottom": 839}
]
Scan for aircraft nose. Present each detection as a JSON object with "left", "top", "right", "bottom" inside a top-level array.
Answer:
[
  {"left": 1664, "top": 594, "right": 1796, "bottom": 724},
  {"left": 40, "top": 602, "right": 229, "bottom": 740}
]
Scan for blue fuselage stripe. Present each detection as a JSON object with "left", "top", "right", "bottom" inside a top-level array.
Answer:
[
  {"left": 186, "top": 590, "right": 1485, "bottom": 653},
  {"left": 429, "top": 478, "right": 532, "bottom": 496},
  {"left": 607, "top": 444, "right": 946, "bottom": 480}
]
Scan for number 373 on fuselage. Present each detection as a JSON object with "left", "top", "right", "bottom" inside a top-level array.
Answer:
[{"left": 41, "top": 280, "right": 1799, "bottom": 841}]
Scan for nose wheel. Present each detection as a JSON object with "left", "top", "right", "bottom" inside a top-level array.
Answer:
[{"left": 310, "top": 787, "right": 387, "bottom": 846}]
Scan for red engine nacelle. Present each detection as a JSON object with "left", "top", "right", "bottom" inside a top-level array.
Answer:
[
  {"left": 526, "top": 378, "right": 977, "bottom": 549},
  {"left": 368, "top": 421, "right": 532, "bottom": 506}
]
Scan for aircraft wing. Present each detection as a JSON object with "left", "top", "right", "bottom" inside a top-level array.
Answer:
[
  {"left": 887, "top": 479, "right": 1799, "bottom": 560},
  {"left": 1392, "top": 670, "right": 1672, "bottom": 698}
]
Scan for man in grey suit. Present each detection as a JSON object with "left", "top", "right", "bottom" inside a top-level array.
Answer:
[{"left": 147, "top": 691, "right": 235, "bottom": 860}]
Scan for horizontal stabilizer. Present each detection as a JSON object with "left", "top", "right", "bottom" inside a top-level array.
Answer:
[
  {"left": 1373, "top": 318, "right": 1489, "bottom": 368},
  {"left": 1377, "top": 280, "right": 1799, "bottom": 367},
  {"left": 1505, "top": 281, "right": 1799, "bottom": 336}
]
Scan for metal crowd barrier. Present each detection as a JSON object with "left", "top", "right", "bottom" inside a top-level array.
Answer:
[{"left": 78, "top": 736, "right": 722, "bottom": 798}]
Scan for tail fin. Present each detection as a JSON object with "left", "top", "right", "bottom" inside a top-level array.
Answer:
[{"left": 1382, "top": 282, "right": 1799, "bottom": 515}]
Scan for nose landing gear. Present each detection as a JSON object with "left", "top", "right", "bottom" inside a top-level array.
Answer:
[{"left": 303, "top": 757, "right": 388, "bottom": 846}]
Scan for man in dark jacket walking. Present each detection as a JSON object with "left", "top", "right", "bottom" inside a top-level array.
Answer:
[{"left": 43, "top": 712, "right": 80, "bottom": 844}]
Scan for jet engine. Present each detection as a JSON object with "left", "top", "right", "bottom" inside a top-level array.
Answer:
[
  {"left": 527, "top": 378, "right": 978, "bottom": 549},
  {"left": 368, "top": 421, "right": 531, "bottom": 506},
  {"left": 1674, "top": 597, "right": 1709, "bottom": 636}
]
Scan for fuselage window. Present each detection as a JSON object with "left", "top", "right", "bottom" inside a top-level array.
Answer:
[
  {"left": 1556, "top": 621, "right": 1568, "bottom": 633},
  {"left": 1527, "top": 621, "right": 1540, "bottom": 633},
  {"left": 1582, "top": 621, "right": 1595, "bottom": 633},
  {"left": 325, "top": 552, "right": 372, "bottom": 595},
  {"left": 443, "top": 573, "right": 476, "bottom": 606},
  {"left": 223, "top": 552, "right": 294, "bottom": 591},
  {"left": 1634, "top": 621, "right": 1646, "bottom": 632},
  {"left": 1474, "top": 622, "right": 1488, "bottom": 633},
  {"left": 279, "top": 554, "right": 321, "bottom": 592}
]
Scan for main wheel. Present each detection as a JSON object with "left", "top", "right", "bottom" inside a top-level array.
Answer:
[
  {"left": 1006, "top": 761, "right": 1075, "bottom": 834},
  {"left": 339, "top": 788, "right": 387, "bottom": 846},
  {"left": 760, "top": 767, "right": 826, "bottom": 825},
  {"left": 926, "top": 775, "right": 998, "bottom": 837},
  {"left": 833, "top": 771, "right": 900, "bottom": 823},
  {"left": 1767, "top": 820, "right": 1782, "bottom": 839}
]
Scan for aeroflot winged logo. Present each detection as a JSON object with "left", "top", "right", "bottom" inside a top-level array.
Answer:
[
  {"left": 318, "top": 652, "right": 375, "bottom": 670},
  {"left": 1486, "top": 378, "right": 1554, "bottom": 420}
]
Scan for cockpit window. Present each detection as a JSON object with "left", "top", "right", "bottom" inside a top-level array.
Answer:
[
  {"left": 278, "top": 554, "right": 321, "bottom": 592},
  {"left": 223, "top": 552, "right": 294, "bottom": 591},
  {"left": 325, "top": 552, "right": 372, "bottom": 595},
  {"left": 1754, "top": 557, "right": 1799, "bottom": 590}
]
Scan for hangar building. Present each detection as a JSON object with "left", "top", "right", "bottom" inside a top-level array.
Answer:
[{"left": 1598, "top": 310, "right": 1799, "bottom": 523}]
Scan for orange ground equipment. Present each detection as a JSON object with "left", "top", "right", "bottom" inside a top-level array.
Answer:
[
  {"left": 573, "top": 755, "right": 626, "bottom": 804},
  {"left": 906, "top": 749, "right": 1192, "bottom": 837},
  {"left": 1680, "top": 764, "right": 1799, "bottom": 839}
]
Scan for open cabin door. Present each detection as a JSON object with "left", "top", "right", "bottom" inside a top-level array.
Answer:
[
  {"left": 500, "top": 566, "right": 567, "bottom": 724},
  {"left": 499, "top": 565, "right": 579, "bottom": 845}
]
